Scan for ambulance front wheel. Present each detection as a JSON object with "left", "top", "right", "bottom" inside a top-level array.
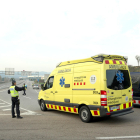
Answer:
[
  {"left": 40, "top": 100, "right": 47, "bottom": 111},
  {"left": 79, "top": 106, "right": 92, "bottom": 123}
]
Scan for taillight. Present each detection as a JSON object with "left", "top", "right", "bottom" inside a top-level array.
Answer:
[
  {"left": 101, "top": 90, "right": 107, "bottom": 106},
  {"left": 132, "top": 89, "right": 133, "bottom": 98},
  {"left": 106, "top": 113, "right": 111, "bottom": 115}
]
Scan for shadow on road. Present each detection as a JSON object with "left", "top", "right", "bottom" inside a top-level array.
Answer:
[
  {"left": 134, "top": 104, "right": 140, "bottom": 108},
  {"left": 43, "top": 109, "right": 135, "bottom": 125}
]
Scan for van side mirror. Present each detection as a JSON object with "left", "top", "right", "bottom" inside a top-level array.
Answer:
[{"left": 41, "top": 84, "right": 44, "bottom": 90}]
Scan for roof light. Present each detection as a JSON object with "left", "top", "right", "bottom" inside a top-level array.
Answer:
[
  {"left": 124, "top": 56, "right": 128, "bottom": 59},
  {"left": 123, "top": 56, "right": 128, "bottom": 62},
  {"left": 56, "top": 62, "right": 62, "bottom": 67},
  {"left": 93, "top": 56, "right": 104, "bottom": 62}
]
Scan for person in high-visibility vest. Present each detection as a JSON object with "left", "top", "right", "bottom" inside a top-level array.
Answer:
[
  {"left": 23, "top": 83, "right": 27, "bottom": 95},
  {"left": 8, "top": 80, "right": 25, "bottom": 119}
]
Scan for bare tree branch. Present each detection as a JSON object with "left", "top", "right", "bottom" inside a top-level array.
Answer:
[{"left": 135, "top": 55, "right": 140, "bottom": 66}]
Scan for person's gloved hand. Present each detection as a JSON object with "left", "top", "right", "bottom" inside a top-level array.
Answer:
[{"left": 8, "top": 89, "right": 10, "bottom": 94}]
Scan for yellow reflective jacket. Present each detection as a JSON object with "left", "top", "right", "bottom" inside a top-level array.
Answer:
[{"left": 10, "top": 86, "right": 19, "bottom": 97}]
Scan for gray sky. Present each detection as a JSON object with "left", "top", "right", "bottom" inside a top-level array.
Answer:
[{"left": 0, "top": 0, "right": 140, "bottom": 72}]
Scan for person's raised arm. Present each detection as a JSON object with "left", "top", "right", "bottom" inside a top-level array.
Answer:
[{"left": 15, "top": 86, "right": 24, "bottom": 91}]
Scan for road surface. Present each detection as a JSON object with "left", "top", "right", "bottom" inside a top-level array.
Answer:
[{"left": 0, "top": 80, "right": 140, "bottom": 140}]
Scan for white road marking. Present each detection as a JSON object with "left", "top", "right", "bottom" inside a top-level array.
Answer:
[
  {"left": 96, "top": 136, "right": 140, "bottom": 139},
  {"left": 0, "top": 105, "right": 11, "bottom": 108},
  {"left": 0, "top": 114, "right": 11, "bottom": 115},
  {"left": 3, "top": 109, "right": 11, "bottom": 111},
  {"left": 23, "top": 96, "right": 31, "bottom": 99},
  {"left": 0, "top": 99, "right": 41, "bottom": 115},
  {"left": 35, "top": 90, "right": 39, "bottom": 94},
  {"left": 0, "top": 90, "right": 7, "bottom": 93}
]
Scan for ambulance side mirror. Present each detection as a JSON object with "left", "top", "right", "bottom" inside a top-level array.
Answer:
[{"left": 41, "top": 84, "right": 44, "bottom": 90}]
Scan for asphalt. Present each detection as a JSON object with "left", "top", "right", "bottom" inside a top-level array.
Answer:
[
  {"left": 0, "top": 80, "right": 140, "bottom": 140},
  {"left": 0, "top": 80, "right": 24, "bottom": 90}
]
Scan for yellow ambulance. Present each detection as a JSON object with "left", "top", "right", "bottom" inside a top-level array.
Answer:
[{"left": 38, "top": 54, "right": 134, "bottom": 123}]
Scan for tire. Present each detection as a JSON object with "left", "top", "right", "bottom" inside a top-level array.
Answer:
[
  {"left": 79, "top": 106, "right": 92, "bottom": 123},
  {"left": 40, "top": 100, "right": 47, "bottom": 111}
]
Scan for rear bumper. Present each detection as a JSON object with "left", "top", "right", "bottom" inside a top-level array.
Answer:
[
  {"left": 89, "top": 103, "right": 133, "bottom": 117},
  {"left": 107, "top": 107, "right": 134, "bottom": 117},
  {"left": 133, "top": 97, "right": 140, "bottom": 105}
]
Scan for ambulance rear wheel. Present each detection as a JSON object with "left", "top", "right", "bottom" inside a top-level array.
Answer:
[
  {"left": 79, "top": 106, "right": 92, "bottom": 123},
  {"left": 40, "top": 100, "right": 47, "bottom": 111}
]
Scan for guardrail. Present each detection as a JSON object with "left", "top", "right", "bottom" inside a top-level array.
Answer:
[{"left": 0, "top": 81, "right": 26, "bottom": 90}]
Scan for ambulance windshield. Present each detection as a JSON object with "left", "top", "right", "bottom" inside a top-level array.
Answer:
[{"left": 106, "top": 70, "right": 130, "bottom": 90}]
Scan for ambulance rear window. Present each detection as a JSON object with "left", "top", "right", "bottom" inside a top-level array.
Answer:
[{"left": 106, "top": 70, "right": 130, "bottom": 90}]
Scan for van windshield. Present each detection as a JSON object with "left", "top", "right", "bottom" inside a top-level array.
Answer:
[{"left": 106, "top": 70, "right": 130, "bottom": 90}]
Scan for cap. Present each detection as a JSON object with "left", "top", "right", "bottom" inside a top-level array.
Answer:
[{"left": 12, "top": 80, "right": 16, "bottom": 85}]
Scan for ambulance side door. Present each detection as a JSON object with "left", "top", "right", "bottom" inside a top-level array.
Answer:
[
  {"left": 43, "top": 76, "right": 55, "bottom": 104},
  {"left": 55, "top": 73, "right": 73, "bottom": 107}
]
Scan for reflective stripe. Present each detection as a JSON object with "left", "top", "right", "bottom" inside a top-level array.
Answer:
[
  {"left": 116, "top": 61, "right": 120, "bottom": 65},
  {"left": 46, "top": 104, "right": 78, "bottom": 114},
  {"left": 107, "top": 101, "right": 133, "bottom": 112},
  {"left": 133, "top": 100, "right": 140, "bottom": 104},
  {"left": 91, "top": 110, "right": 100, "bottom": 116},
  {"left": 122, "top": 61, "right": 125, "bottom": 65},
  {"left": 10, "top": 86, "right": 19, "bottom": 97},
  {"left": 46, "top": 103, "right": 101, "bottom": 116},
  {"left": 105, "top": 60, "right": 126, "bottom": 65},
  {"left": 109, "top": 60, "right": 113, "bottom": 64}
]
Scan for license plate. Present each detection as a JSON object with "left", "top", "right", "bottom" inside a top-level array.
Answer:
[{"left": 110, "top": 106, "right": 119, "bottom": 110}]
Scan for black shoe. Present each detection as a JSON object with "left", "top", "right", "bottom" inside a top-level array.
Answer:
[
  {"left": 17, "top": 116, "right": 23, "bottom": 119},
  {"left": 12, "top": 116, "right": 16, "bottom": 118}
]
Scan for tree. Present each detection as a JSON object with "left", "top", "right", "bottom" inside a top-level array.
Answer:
[{"left": 135, "top": 55, "right": 140, "bottom": 66}]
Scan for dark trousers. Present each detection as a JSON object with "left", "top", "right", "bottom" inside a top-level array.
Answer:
[
  {"left": 23, "top": 90, "right": 26, "bottom": 95},
  {"left": 11, "top": 97, "right": 20, "bottom": 117}
]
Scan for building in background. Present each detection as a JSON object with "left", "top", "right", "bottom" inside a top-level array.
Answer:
[{"left": 28, "top": 76, "right": 42, "bottom": 81}]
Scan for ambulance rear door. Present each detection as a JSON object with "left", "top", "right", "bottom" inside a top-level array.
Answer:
[{"left": 105, "top": 60, "right": 131, "bottom": 110}]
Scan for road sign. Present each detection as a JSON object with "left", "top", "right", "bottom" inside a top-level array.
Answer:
[
  {"left": 5, "top": 68, "right": 14, "bottom": 75},
  {"left": 21, "top": 71, "right": 32, "bottom": 76}
]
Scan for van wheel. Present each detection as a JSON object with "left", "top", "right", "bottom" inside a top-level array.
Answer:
[
  {"left": 79, "top": 106, "right": 92, "bottom": 123},
  {"left": 40, "top": 100, "right": 47, "bottom": 111}
]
